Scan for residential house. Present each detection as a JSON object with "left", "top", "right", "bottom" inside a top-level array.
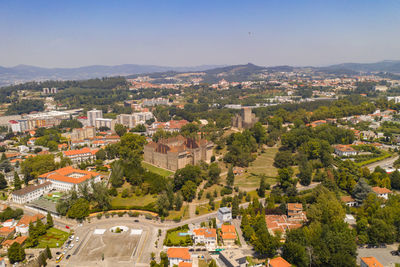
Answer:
[
  {"left": 217, "top": 207, "right": 232, "bottom": 228},
  {"left": 341, "top": 196, "right": 358, "bottom": 207},
  {"left": 2, "top": 236, "right": 28, "bottom": 249},
  {"left": 167, "top": 248, "right": 191, "bottom": 267},
  {"left": 372, "top": 187, "right": 392, "bottom": 200},
  {"left": 192, "top": 228, "right": 217, "bottom": 248},
  {"left": 16, "top": 214, "right": 45, "bottom": 235},
  {"left": 265, "top": 215, "right": 302, "bottom": 238},
  {"left": 38, "top": 166, "right": 102, "bottom": 192},
  {"left": 360, "top": 256, "right": 383, "bottom": 267},
  {"left": 287, "top": 203, "right": 307, "bottom": 222},
  {"left": 334, "top": 145, "right": 358, "bottom": 157},
  {"left": 268, "top": 257, "right": 291, "bottom": 267},
  {"left": 11, "top": 181, "right": 53, "bottom": 204},
  {"left": 221, "top": 224, "right": 237, "bottom": 246},
  {"left": 0, "top": 226, "right": 15, "bottom": 239}
]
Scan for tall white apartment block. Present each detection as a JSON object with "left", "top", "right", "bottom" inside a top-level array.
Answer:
[{"left": 87, "top": 109, "right": 103, "bottom": 126}]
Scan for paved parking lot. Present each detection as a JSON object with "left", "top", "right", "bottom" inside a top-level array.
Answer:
[{"left": 358, "top": 244, "right": 400, "bottom": 266}]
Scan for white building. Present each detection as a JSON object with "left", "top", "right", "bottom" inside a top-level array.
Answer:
[
  {"left": 11, "top": 182, "right": 53, "bottom": 204},
  {"left": 192, "top": 228, "right": 217, "bottom": 248},
  {"left": 116, "top": 112, "right": 154, "bottom": 128},
  {"left": 334, "top": 144, "right": 358, "bottom": 157},
  {"left": 87, "top": 109, "right": 103, "bottom": 127},
  {"left": 62, "top": 147, "right": 98, "bottom": 164},
  {"left": 38, "top": 166, "right": 102, "bottom": 192},
  {"left": 372, "top": 186, "right": 392, "bottom": 200},
  {"left": 95, "top": 118, "right": 115, "bottom": 131},
  {"left": 167, "top": 248, "right": 191, "bottom": 267},
  {"left": 217, "top": 207, "right": 232, "bottom": 228}
]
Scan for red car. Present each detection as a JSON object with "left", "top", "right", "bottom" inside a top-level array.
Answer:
[{"left": 65, "top": 225, "right": 70, "bottom": 229}]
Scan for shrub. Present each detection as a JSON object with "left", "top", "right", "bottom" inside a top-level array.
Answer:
[
  {"left": 117, "top": 212, "right": 125, "bottom": 217},
  {"left": 96, "top": 213, "right": 102, "bottom": 220},
  {"left": 105, "top": 213, "right": 110, "bottom": 218}
]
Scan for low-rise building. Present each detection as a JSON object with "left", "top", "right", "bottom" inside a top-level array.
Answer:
[
  {"left": 219, "top": 249, "right": 248, "bottom": 267},
  {"left": 221, "top": 224, "right": 237, "bottom": 246},
  {"left": 11, "top": 182, "right": 53, "bottom": 204},
  {"left": 334, "top": 144, "right": 357, "bottom": 157},
  {"left": 287, "top": 203, "right": 307, "bottom": 222},
  {"left": 341, "top": 196, "right": 358, "bottom": 207},
  {"left": 372, "top": 187, "right": 392, "bottom": 200},
  {"left": 0, "top": 226, "right": 15, "bottom": 239},
  {"left": 16, "top": 214, "right": 45, "bottom": 235},
  {"left": 360, "top": 256, "right": 383, "bottom": 267},
  {"left": 2, "top": 236, "right": 28, "bottom": 249},
  {"left": 192, "top": 228, "right": 217, "bottom": 248},
  {"left": 217, "top": 207, "right": 232, "bottom": 228},
  {"left": 266, "top": 215, "right": 302, "bottom": 238},
  {"left": 62, "top": 147, "right": 98, "bottom": 163},
  {"left": 268, "top": 257, "right": 291, "bottom": 267},
  {"left": 167, "top": 248, "right": 191, "bottom": 267},
  {"left": 38, "top": 166, "right": 102, "bottom": 192}
]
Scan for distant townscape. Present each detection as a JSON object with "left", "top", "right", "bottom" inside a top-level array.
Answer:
[{"left": 0, "top": 62, "right": 399, "bottom": 266}]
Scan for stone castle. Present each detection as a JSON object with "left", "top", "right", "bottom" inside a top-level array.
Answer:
[
  {"left": 231, "top": 107, "right": 259, "bottom": 129},
  {"left": 144, "top": 135, "right": 214, "bottom": 171}
]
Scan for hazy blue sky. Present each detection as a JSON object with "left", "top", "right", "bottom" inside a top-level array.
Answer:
[{"left": 1, "top": 0, "right": 400, "bottom": 68}]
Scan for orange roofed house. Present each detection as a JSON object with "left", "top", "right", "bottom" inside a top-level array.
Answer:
[
  {"left": 2, "top": 236, "right": 28, "bottom": 249},
  {"left": 62, "top": 147, "right": 98, "bottom": 164},
  {"left": 167, "top": 248, "right": 191, "bottom": 267},
  {"left": 38, "top": 166, "right": 102, "bottom": 192},
  {"left": 360, "top": 256, "right": 383, "bottom": 267},
  {"left": 268, "top": 256, "right": 291, "bottom": 267},
  {"left": 144, "top": 135, "right": 213, "bottom": 171},
  {"left": 192, "top": 228, "right": 217, "bottom": 248},
  {"left": 221, "top": 224, "right": 237, "bottom": 246},
  {"left": 16, "top": 214, "right": 45, "bottom": 235},
  {"left": 372, "top": 186, "right": 392, "bottom": 200},
  {"left": 334, "top": 144, "right": 357, "bottom": 157}
]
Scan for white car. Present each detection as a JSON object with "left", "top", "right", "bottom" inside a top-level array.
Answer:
[
  {"left": 69, "top": 244, "right": 74, "bottom": 249},
  {"left": 76, "top": 237, "right": 79, "bottom": 242}
]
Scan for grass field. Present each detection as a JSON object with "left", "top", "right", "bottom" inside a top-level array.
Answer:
[
  {"left": 111, "top": 193, "right": 157, "bottom": 207},
  {"left": 35, "top": 228, "right": 69, "bottom": 248},
  {"left": 142, "top": 162, "right": 174, "bottom": 177},
  {"left": 234, "top": 147, "right": 279, "bottom": 189},
  {"left": 166, "top": 205, "right": 190, "bottom": 221}
]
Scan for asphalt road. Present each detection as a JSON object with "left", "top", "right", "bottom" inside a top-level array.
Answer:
[{"left": 366, "top": 155, "right": 399, "bottom": 171}]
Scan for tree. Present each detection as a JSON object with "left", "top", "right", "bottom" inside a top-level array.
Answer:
[
  {"left": 181, "top": 180, "right": 197, "bottom": 202},
  {"left": 36, "top": 218, "right": 47, "bottom": 235},
  {"left": 298, "top": 157, "right": 312, "bottom": 186},
  {"left": 307, "top": 187, "right": 345, "bottom": 225},
  {"left": 13, "top": 171, "right": 21, "bottom": 190},
  {"left": 91, "top": 182, "right": 111, "bottom": 211},
  {"left": 278, "top": 167, "right": 296, "bottom": 192},
  {"left": 390, "top": 170, "right": 400, "bottom": 190},
  {"left": 67, "top": 198, "right": 90, "bottom": 220},
  {"left": 352, "top": 178, "right": 372, "bottom": 204},
  {"left": 157, "top": 193, "right": 170, "bottom": 217},
  {"left": 46, "top": 212, "right": 54, "bottom": 229},
  {"left": 114, "top": 124, "right": 127, "bottom": 137},
  {"left": 45, "top": 245, "right": 52, "bottom": 259},
  {"left": 95, "top": 149, "right": 107, "bottom": 161},
  {"left": 282, "top": 241, "right": 309, "bottom": 267},
  {"left": 232, "top": 195, "right": 239, "bottom": 218},
  {"left": 1, "top": 153, "right": 6, "bottom": 162},
  {"left": 173, "top": 165, "right": 202, "bottom": 191},
  {"left": 175, "top": 192, "right": 183, "bottom": 211},
  {"left": 110, "top": 161, "right": 124, "bottom": 188},
  {"left": 257, "top": 175, "right": 267, "bottom": 197},
  {"left": 273, "top": 150, "right": 294, "bottom": 168},
  {"left": 226, "top": 166, "right": 234, "bottom": 188},
  {"left": 8, "top": 242, "right": 25, "bottom": 264},
  {"left": 208, "top": 162, "right": 221, "bottom": 185},
  {"left": 38, "top": 251, "right": 47, "bottom": 266},
  {"left": 0, "top": 173, "right": 7, "bottom": 189}
]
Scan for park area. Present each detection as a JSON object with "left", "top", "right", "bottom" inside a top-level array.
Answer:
[
  {"left": 234, "top": 147, "right": 278, "bottom": 189},
  {"left": 142, "top": 162, "right": 174, "bottom": 177},
  {"left": 35, "top": 228, "right": 69, "bottom": 248},
  {"left": 164, "top": 225, "right": 193, "bottom": 246}
]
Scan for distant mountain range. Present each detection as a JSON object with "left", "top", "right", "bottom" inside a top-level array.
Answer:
[
  {"left": 0, "top": 64, "right": 223, "bottom": 87},
  {"left": 1, "top": 60, "right": 400, "bottom": 87}
]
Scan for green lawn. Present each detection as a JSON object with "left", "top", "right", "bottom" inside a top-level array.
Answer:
[
  {"left": 166, "top": 205, "right": 189, "bottom": 221},
  {"left": 234, "top": 147, "right": 278, "bottom": 190},
  {"left": 142, "top": 162, "right": 174, "bottom": 177},
  {"left": 164, "top": 228, "right": 191, "bottom": 246},
  {"left": 35, "top": 228, "right": 69, "bottom": 248},
  {"left": 111, "top": 193, "right": 157, "bottom": 208}
]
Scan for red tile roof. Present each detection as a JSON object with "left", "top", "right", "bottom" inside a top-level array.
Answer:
[
  {"left": 372, "top": 186, "right": 392, "bottom": 195},
  {"left": 360, "top": 257, "right": 383, "bottom": 267},
  {"left": 269, "top": 257, "right": 291, "bottom": 267},
  {"left": 193, "top": 228, "right": 216, "bottom": 239},
  {"left": 39, "top": 166, "right": 100, "bottom": 185},
  {"left": 178, "top": 262, "right": 192, "bottom": 267},
  {"left": 167, "top": 248, "right": 191, "bottom": 260}
]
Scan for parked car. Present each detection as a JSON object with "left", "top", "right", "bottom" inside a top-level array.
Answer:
[
  {"left": 76, "top": 237, "right": 79, "bottom": 242},
  {"left": 69, "top": 244, "right": 74, "bottom": 249},
  {"left": 391, "top": 251, "right": 399, "bottom": 256},
  {"left": 379, "top": 244, "right": 387, "bottom": 248},
  {"left": 66, "top": 255, "right": 71, "bottom": 260}
]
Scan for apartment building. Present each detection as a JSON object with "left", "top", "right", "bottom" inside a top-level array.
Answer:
[{"left": 11, "top": 182, "right": 53, "bottom": 204}]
